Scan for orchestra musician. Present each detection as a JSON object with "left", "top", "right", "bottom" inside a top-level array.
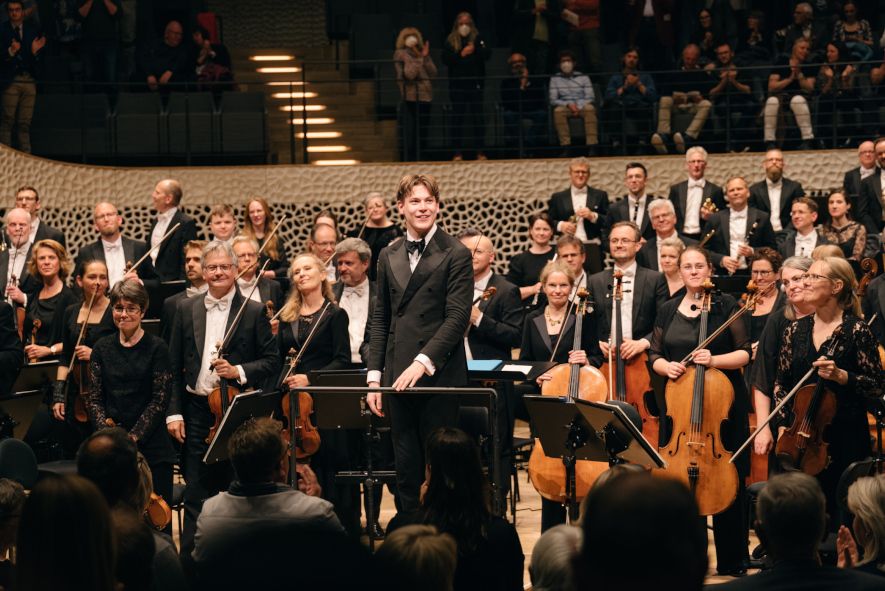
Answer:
[
  {"left": 667, "top": 146, "right": 725, "bottom": 240},
  {"left": 346, "top": 192, "right": 403, "bottom": 282},
  {"left": 649, "top": 245, "right": 751, "bottom": 577},
  {"left": 366, "top": 174, "right": 473, "bottom": 514},
  {"left": 518, "top": 259, "right": 602, "bottom": 531},
  {"left": 636, "top": 198, "right": 700, "bottom": 272},
  {"left": 74, "top": 202, "right": 156, "bottom": 287},
  {"left": 776, "top": 197, "right": 832, "bottom": 259},
  {"left": 308, "top": 223, "right": 339, "bottom": 281},
  {"left": 278, "top": 252, "right": 357, "bottom": 535},
  {"left": 742, "top": 248, "right": 785, "bottom": 384},
  {"left": 165, "top": 240, "right": 279, "bottom": 561},
  {"left": 1, "top": 208, "right": 39, "bottom": 311},
  {"left": 505, "top": 213, "right": 556, "bottom": 306},
  {"left": 9, "top": 185, "right": 66, "bottom": 248},
  {"left": 85, "top": 279, "right": 176, "bottom": 506},
  {"left": 862, "top": 270, "right": 885, "bottom": 349},
  {"left": 0, "top": 300, "right": 22, "bottom": 397},
  {"left": 242, "top": 196, "right": 289, "bottom": 281},
  {"left": 605, "top": 162, "right": 658, "bottom": 242},
  {"left": 771, "top": 256, "right": 885, "bottom": 530},
  {"left": 703, "top": 177, "right": 776, "bottom": 275},
  {"left": 555, "top": 234, "right": 590, "bottom": 299},
  {"left": 547, "top": 158, "right": 609, "bottom": 274},
  {"left": 160, "top": 240, "right": 207, "bottom": 344},
  {"left": 148, "top": 179, "right": 198, "bottom": 282},
  {"left": 232, "top": 236, "right": 283, "bottom": 311},
  {"left": 659, "top": 237, "right": 687, "bottom": 299},
  {"left": 207, "top": 204, "right": 238, "bottom": 245},
  {"left": 21, "top": 239, "right": 76, "bottom": 364}
]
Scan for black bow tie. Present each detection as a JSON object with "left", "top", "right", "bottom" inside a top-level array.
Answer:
[{"left": 406, "top": 239, "right": 425, "bottom": 255}]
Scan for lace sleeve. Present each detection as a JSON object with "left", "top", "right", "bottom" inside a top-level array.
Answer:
[
  {"left": 772, "top": 320, "right": 798, "bottom": 427},
  {"left": 850, "top": 225, "right": 866, "bottom": 261},
  {"left": 130, "top": 342, "right": 173, "bottom": 442},
  {"left": 86, "top": 348, "right": 108, "bottom": 428},
  {"left": 846, "top": 319, "right": 885, "bottom": 399}
]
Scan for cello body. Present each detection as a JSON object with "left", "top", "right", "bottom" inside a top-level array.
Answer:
[{"left": 599, "top": 352, "right": 659, "bottom": 445}]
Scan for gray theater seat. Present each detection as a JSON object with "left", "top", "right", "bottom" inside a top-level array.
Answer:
[
  {"left": 114, "top": 93, "right": 163, "bottom": 155},
  {"left": 219, "top": 91, "right": 266, "bottom": 157},
  {"left": 167, "top": 92, "right": 217, "bottom": 156}
]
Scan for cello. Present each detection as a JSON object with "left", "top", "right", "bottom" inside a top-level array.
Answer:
[
  {"left": 659, "top": 279, "right": 739, "bottom": 516},
  {"left": 598, "top": 269, "right": 658, "bottom": 445},
  {"left": 527, "top": 289, "right": 609, "bottom": 509}
]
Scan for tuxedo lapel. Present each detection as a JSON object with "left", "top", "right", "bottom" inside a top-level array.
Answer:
[
  {"left": 398, "top": 232, "right": 449, "bottom": 313},
  {"left": 388, "top": 239, "right": 411, "bottom": 296},
  {"left": 122, "top": 237, "right": 136, "bottom": 267},
  {"left": 721, "top": 211, "right": 731, "bottom": 250},
  {"left": 631, "top": 269, "right": 647, "bottom": 327},
  {"left": 193, "top": 295, "right": 207, "bottom": 363},
  {"left": 532, "top": 314, "right": 551, "bottom": 356},
  {"left": 678, "top": 183, "right": 688, "bottom": 220}
]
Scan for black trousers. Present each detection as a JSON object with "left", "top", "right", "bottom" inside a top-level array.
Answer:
[
  {"left": 709, "top": 479, "right": 749, "bottom": 573},
  {"left": 386, "top": 392, "right": 459, "bottom": 512}
]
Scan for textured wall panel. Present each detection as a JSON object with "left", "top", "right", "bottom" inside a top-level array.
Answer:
[
  {"left": 0, "top": 147, "right": 858, "bottom": 274},
  {"left": 206, "top": 0, "right": 327, "bottom": 49}
]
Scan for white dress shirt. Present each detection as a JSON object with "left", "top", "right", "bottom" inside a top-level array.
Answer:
[
  {"left": 569, "top": 271, "right": 588, "bottom": 302},
  {"left": 151, "top": 207, "right": 177, "bottom": 264},
  {"left": 27, "top": 218, "right": 40, "bottom": 245},
  {"left": 5, "top": 241, "right": 30, "bottom": 289},
  {"left": 570, "top": 186, "right": 589, "bottom": 242},
  {"left": 794, "top": 229, "right": 818, "bottom": 257},
  {"left": 465, "top": 270, "right": 492, "bottom": 360},
  {"left": 729, "top": 208, "right": 749, "bottom": 268},
  {"left": 766, "top": 179, "right": 783, "bottom": 232},
  {"left": 339, "top": 277, "right": 370, "bottom": 364},
  {"left": 684, "top": 178, "right": 705, "bottom": 235},
  {"left": 611, "top": 262, "right": 635, "bottom": 342},
  {"left": 628, "top": 195, "right": 647, "bottom": 230},
  {"left": 102, "top": 236, "right": 127, "bottom": 286},
  {"left": 860, "top": 165, "right": 876, "bottom": 180},
  {"left": 237, "top": 277, "right": 262, "bottom": 303}
]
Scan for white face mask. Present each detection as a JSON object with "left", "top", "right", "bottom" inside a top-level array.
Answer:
[
  {"left": 560, "top": 61, "right": 574, "bottom": 74},
  {"left": 405, "top": 35, "right": 418, "bottom": 48},
  {"left": 458, "top": 24, "right": 471, "bottom": 37}
]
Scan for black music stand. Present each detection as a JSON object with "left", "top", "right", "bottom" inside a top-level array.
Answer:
[
  {"left": 202, "top": 390, "right": 281, "bottom": 464},
  {"left": 524, "top": 395, "right": 608, "bottom": 523},
  {"left": 573, "top": 399, "right": 666, "bottom": 469},
  {"left": 146, "top": 280, "right": 186, "bottom": 319},
  {"left": 5, "top": 360, "right": 57, "bottom": 439}
]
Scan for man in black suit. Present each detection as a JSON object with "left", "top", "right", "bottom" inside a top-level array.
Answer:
[
  {"left": 857, "top": 137, "right": 885, "bottom": 234},
  {"left": 160, "top": 239, "right": 206, "bottom": 344},
  {"left": 0, "top": 301, "right": 23, "bottom": 397},
  {"left": 0, "top": 0, "right": 45, "bottom": 153},
  {"left": 232, "top": 236, "right": 282, "bottom": 312},
  {"left": 149, "top": 179, "right": 198, "bottom": 282},
  {"left": 705, "top": 177, "right": 776, "bottom": 275},
  {"left": 715, "top": 472, "right": 883, "bottom": 590},
  {"left": 556, "top": 234, "right": 590, "bottom": 300},
  {"left": 637, "top": 198, "right": 702, "bottom": 271},
  {"left": 165, "top": 240, "right": 280, "bottom": 565},
  {"left": 777, "top": 197, "right": 831, "bottom": 259},
  {"left": 74, "top": 202, "right": 156, "bottom": 287},
  {"left": 547, "top": 157, "right": 609, "bottom": 273},
  {"left": 749, "top": 149, "right": 805, "bottom": 235},
  {"left": 332, "top": 237, "right": 375, "bottom": 366},
  {"left": 606, "top": 162, "right": 657, "bottom": 242},
  {"left": 667, "top": 146, "right": 725, "bottom": 240},
  {"left": 5, "top": 186, "right": 65, "bottom": 248},
  {"left": 366, "top": 174, "right": 473, "bottom": 512},
  {"left": 588, "top": 221, "right": 667, "bottom": 368},
  {"left": 843, "top": 140, "right": 876, "bottom": 213},
  {"left": 1, "top": 208, "right": 39, "bottom": 310}
]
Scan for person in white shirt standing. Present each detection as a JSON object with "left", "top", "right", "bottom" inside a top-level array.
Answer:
[
  {"left": 749, "top": 149, "right": 805, "bottom": 236},
  {"left": 667, "top": 146, "right": 725, "bottom": 241},
  {"left": 73, "top": 202, "right": 155, "bottom": 288},
  {"left": 704, "top": 177, "right": 777, "bottom": 275}
]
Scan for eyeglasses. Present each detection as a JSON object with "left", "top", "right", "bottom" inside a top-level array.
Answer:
[
  {"left": 112, "top": 306, "right": 142, "bottom": 316},
  {"left": 205, "top": 264, "right": 234, "bottom": 273},
  {"left": 800, "top": 273, "right": 831, "bottom": 283},
  {"left": 14, "top": 195, "right": 37, "bottom": 203},
  {"left": 609, "top": 238, "right": 637, "bottom": 245},
  {"left": 751, "top": 270, "right": 773, "bottom": 277}
]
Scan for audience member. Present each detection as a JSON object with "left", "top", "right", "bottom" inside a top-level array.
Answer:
[
  {"left": 832, "top": 2, "right": 873, "bottom": 62},
  {"left": 749, "top": 149, "right": 806, "bottom": 233},
  {"left": 708, "top": 41, "right": 757, "bottom": 152},
  {"left": 0, "top": 478, "right": 24, "bottom": 589},
  {"left": 442, "top": 12, "right": 490, "bottom": 160},
  {"left": 500, "top": 52, "right": 547, "bottom": 152},
  {"left": 838, "top": 474, "right": 885, "bottom": 577},
  {"left": 816, "top": 41, "right": 860, "bottom": 147},
  {"left": 137, "top": 20, "right": 189, "bottom": 92},
  {"left": 652, "top": 44, "right": 713, "bottom": 155},
  {"left": 110, "top": 506, "right": 155, "bottom": 591},
  {"left": 376, "top": 524, "right": 458, "bottom": 591},
  {"left": 626, "top": 0, "right": 676, "bottom": 72},
  {"left": 192, "top": 25, "right": 233, "bottom": 92},
  {"left": 819, "top": 190, "right": 866, "bottom": 262},
  {"left": 715, "top": 472, "right": 883, "bottom": 589},
  {"left": 78, "top": 0, "right": 119, "bottom": 87},
  {"left": 562, "top": 0, "right": 602, "bottom": 75},
  {"left": 0, "top": 0, "right": 45, "bottom": 154},
  {"left": 736, "top": 10, "right": 772, "bottom": 67},
  {"left": 774, "top": 2, "right": 828, "bottom": 58},
  {"left": 549, "top": 50, "right": 597, "bottom": 153},
  {"left": 510, "top": 0, "right": 559, "bottom": 76},
  {"left": 843, "top": 141, "right": 877, "bottom": 207},
  {"left": 604, "top": 47, "right": 657, "bottom": 153},
  {"left": 764, "top": 38, "right": 817, "bottom": 150},
  {"left": 530, "top": 524, "right": 581, "bottom": 591},
  {"left": 689, "top": 8, "right": 717, "bottom": 63},
  {"left": 393, "top": 26, "right": 436, "bottom": 162}
]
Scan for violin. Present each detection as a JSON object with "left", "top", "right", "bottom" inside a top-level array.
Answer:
[
  {"left": 205, "top": 339, "right": 243, "bottom": 445},
  {"left": 775, "top": 331, "right": 841, "bottom": 475},
  {"left": 68, "top": 290, "right": 99, "bottom": 424},
  {"left": 599, "top": 270, "right": 658, "bottom": 445},
  {"left": 146, "top": 492, "right": 172, "bottom": 530},
  {"left": 659, "top": 280, "right": 739, "bottom": 516},
  {"left": 472, "top": 286, "right": 496, "bottom": 306},
  {"left": 528, "top": 289, "right": 609, "bottom": 506},
  {"left": 265, "top": 300, "right": 277, "bottom": 336},
  {"left": 280, "top": 347, "right": 321, "bottom": 460},
  {"left": 698, "top": 229, "right": 716, "bottom": 248},
  {"left": 27, "top": 319, "right": 41, "bottom": 364}
]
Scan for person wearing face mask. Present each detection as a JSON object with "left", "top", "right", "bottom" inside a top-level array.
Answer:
[
  {"left": 442, "top": 12, "right": 490, "bottom": 161},
  {"left": 393, "top": 27, "right": 436, "bottom": 162},
  {"left": 549, "top": 50, "right": 598, "bottom": 155},
  {"left": 500, "top": 52, "right": 547, "bottom": 155}
]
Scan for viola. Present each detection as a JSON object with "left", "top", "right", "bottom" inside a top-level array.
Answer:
[
  {"left": 598, "top": 270, "right": 658, "bottom": 445},
  {"left": 659, "top": 280, "right": 739, "bottom": 516},
  {"left": 146, "top": 492, "right": 173, "bottom": 531},
  {"left": 27, "top": 319, "right": 41, "bottom": 364},
  {"left": 67, "top": 291, "right": 100, "bottom": 425},
  {"left": 205, "top": 340, "right": 243, "bottom": 445},
  {"left": 280, "top": 347, "right": 321, "bottom": 460}
]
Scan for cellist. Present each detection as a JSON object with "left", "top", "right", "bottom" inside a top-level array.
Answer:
[
  {"left": 772, "top": 256, "right": 884, "bottom": 531},
  {"left": 649, "top": 245, "right": 751, "bottom": 577}
]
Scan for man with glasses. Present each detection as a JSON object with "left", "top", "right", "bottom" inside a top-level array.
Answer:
[
  {"left": 705, "top": 177, "right": 776, "bottom": 275},
  {"left": 165, "top": 239, "right": 279, "bottom": 568},
  {"left": 637, "top": 198, "right": 713, "bottom": 271},
  {"left": 1, "top": 207, "right": 38, "bottom": 309},
  {"left": 548, "top": 157, "right": 608, "bottom": 274},
  {"left": 74, "top": 202, "right": 156, "bottom": 287},
  {"left": 588, "top": 221, "right": 667, "bottom": 367},
  {"left": 857, "top": 136, "right": 885, "bottom": 234},
  {"left": 667, "top": 147, "right": 725, "bottom": 241},
  {"left": 308, "top": 223, "right": 338, "bottom": 281},
  {"left": 749, "top": 149, "right": 805, "bottom": 235},
  {"left": 4, "top": 186, "right": 65, "bottom": 249},
  {"left": 606, "top": 162, "right": 657, "bottom": 243},
  {"left": 777, "top": 197, "right": 831, "bottom": 258},
  {"left": 841, "top": 141, "right": 875, "bottom": 213},
  {"left": 232, "top": 236, "right": 282, "bottom": 310}
]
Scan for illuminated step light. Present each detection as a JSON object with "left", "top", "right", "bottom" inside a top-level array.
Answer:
[
  {"left": 313, "top": 159, "right": 360, "bottom": 166},
  {"left": 249, "top": 54, "right": 295, "bottom": 61},
  {"left": 257, "top": 66, "right": 301, "bottom": 74},
  {"left": 307, "top": 145, "right": 351, "bottom": 153},
  {"left": 279, "top": 104, "right": 326, "bottom": 112},
  {"left": 289, "top": 117, "right": 335, "bottom": 125},
  {"left": 266, "top": 81, "right": 306, "bottom": 86},
  {"left": 296, "top": 131, "right": 343, "bottom": 139},
  {"left": 271, "top": 91, "right": 318, "bottom": 99}
]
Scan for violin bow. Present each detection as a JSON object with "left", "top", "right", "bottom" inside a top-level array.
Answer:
[
  {"left": 215, "top": 258, "right": 272, "bottom": 360},
  {"left": 127, "top": 222, "right": 181, "bottom": 275},
  {"left": 236, "top": 213, "right": 289, "bottom": 281},
  {"left": 65, "top": 288, "right": 99, "bottom": 376}
]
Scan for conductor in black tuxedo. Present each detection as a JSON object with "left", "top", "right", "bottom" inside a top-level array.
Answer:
[
  {"left": 148, "top": 179, "right": 198, "bottom": 282},
  {"left": 0, "top": 301, "right": 23, "bottom": 397},
  {"left": 165, "top": 240, "right": 279, "bottom": 563},
  {"left": 704, "top": 177, "right": 776, "bottom": 275},
  {"left": 637, "top": 198, "right": 700, "bottom": 271},
  {"left": 667, "top": 146, "right": 725, "bottom": 240},
  {"left": 160, "top": 240, "right": 207, "bottom": 344},
  {"left": 7, "top": 185, "right": 65, "bottom": 248},
  {"left": 748, "top": 149, "right": 805, "bottom": 234},
  {"left": 842, "top": 141, "right": 876, "bottom": 216},
  {"left": 857, "top": 137, "right": 885, "bottom": 234},
  {"left": 74, "top": 202, "right": 157, "bottom": 287},
  {"left": 606, "top": 162, "right": 657, "bottom": 242},
  {"left": 547, "top": 157, "right": 609, "bottom": 273},
  {"left": 366, "top": 174, "right": 473, "bottom": 512}
]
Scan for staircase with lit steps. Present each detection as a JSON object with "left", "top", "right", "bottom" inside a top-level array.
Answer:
[{"left": 232, "top": 46, "right": 398, "bottom": 165}]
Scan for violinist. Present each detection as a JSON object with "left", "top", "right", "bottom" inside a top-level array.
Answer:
[
  {"left": 0, "top": 301, "right": 23, "bottom": 398},
  {"left": 649, "top": 246, "right": 751, "bottom": 577},
  {"left": 346, "top": 192, "right": 403, "bottom": 281},
  {"left": 742, "top": 248, "right": 785, "bottom": 382},
  {"left": 772, "top": 256, "right": 884, "bottom": 530},
  {"left": 242, "top": 197, "right": 289, "bottom": 281},
  {"left": 518, "top": 260, "right": 602, "bottom": 531},
  {"left": 165, "top": 240, "right": 279, "bottom": 560},
  {"left": 278, "top": 253, "right": 356, "bottom": 534},
  {"left": 148, "top": 179, "right": 198, "bottom": 282},
  {"left": 48, "top": 260, "right": 114, "bottom": 455},
  {"left": 21, "top": 239, "right": 76, "bottom": 364},
  {"left": 232, "top": 236, "right": 282, "bottom": 311},
  {"left": 85, "top": 279, "right": 175, "bottom": 506},
  {"left": 750, "top": 256, "right": 814, "bottom": 461},
  {"left": 1, "top": 208, "right": 38, "bottom": 312}
]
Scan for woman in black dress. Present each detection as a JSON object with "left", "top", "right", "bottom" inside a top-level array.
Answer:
[
  {"left": 22, "top": 239, "right": 76, "bottom": 364},
  {"left": 649, "top": 246, "right": 751, "bottom": 576},
  {"left": 506, "top": 213, "right": 555, "bottom": 306},
  {"left": 85, "top": 279, "right": 175, "bottom": 505},
  {"left": 819, "top": 190, "right": 866, "bottom": 264},
  {"left": 348, "top": 192, "right": 403, "bottom": 281},
  {"left": 773, "top": 256, "right": 884, "bottom": 530},
  {"left": 242, "top": 196, "right": 289, "bottom": 281},
  {"left": 743, "top": 248, "right": 785, "bottom": 392},
  {"left": 278, "top": 253, "right": 355, "bottom": 533}
]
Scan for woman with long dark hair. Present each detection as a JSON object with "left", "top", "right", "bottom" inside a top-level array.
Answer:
[{"left": 820, "top": 189, "right": 867, "bottom": 263}]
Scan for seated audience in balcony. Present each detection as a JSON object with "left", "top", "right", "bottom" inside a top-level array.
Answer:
[
  {"left": 626, "top": 0, "right": 675, "bottom": 72},
  {"left": 709, "top": 41, "right": 756, "bottom": 152},
  {"left": 78, "top": 0, "right": 119, "bottom": 88},
  {"left": 604, "top": 47, "right": 656, "bottom": 154},
  {"left": 500, "top": 52, "right": 547, "bottom": 153},
  {"left": 775, "top": 2, "right": 829, "bottom": 60},
  {"left": 510, "top": 0, "right": 560, "bottom": 76},
  {"left": 549, "top": 50, "right": 597, "bottom": 154},
  {"left": 651, "top": 44, "right": 713, "bottom": 155},
  {"left": 688, "top": 8, "right": 718, "bottom": 64},
  {"left": 393, "top": 26, "right": 436, "bottom": 162},
  {"left": 764, "top": 38, "right": 817, "bottom": 150},
  {"left": 562, "top": 0, "right": 602, "bottom": 76},
  {"left": 136, "top": 20, "right": 190, "bottom": 92},
  {"left": 832, "top": 1, "right": 873, "bottom": 63},
  {"left": 736, "top": 10, "right": 772, "bottom": 68},
  {"left": 0, "top": 0, "right": 46, "bottom": 154},
  {"left": 442, "top": 11, "right": 490, "bottom": 161},
  {"left": 816, "top": 41, "right": 860, "bottom": 147},
  {"left": 191, "top": 25, "right": 233, "bottom": 93}
]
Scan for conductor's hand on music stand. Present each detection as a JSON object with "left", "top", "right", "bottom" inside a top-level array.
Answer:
[{"left": 367, "top": 381, "right": 384, "bottom": 417}]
